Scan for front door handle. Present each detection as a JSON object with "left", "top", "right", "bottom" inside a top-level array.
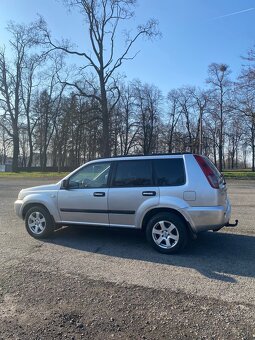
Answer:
[
  {"left": 93, "top": 192, "right": 106, "bottom": 197},
  {"left": 142, "top": 191, "right": 156, "bottom": 197}
]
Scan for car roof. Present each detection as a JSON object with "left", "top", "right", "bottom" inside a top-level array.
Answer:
[{"left": 89, "top": 153, "right": 193, "bottom": 163}]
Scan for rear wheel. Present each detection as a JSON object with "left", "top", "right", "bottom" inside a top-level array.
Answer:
[
  {"left": 25, "top": 206, "right": 54, "bottom": 239},
  {"left": 146, "top": 212, "right": 188, "bottom": 254}
]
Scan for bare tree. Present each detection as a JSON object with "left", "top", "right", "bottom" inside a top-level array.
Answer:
[
  {"left": 165, "top": 90, "right": 182, "bottom": 153},
  {"left": 133, "top": 81, "right": 162, "bottom": 154},
  {"left": 0, "top": 125, "right": 11, "bottom": 164},
  {"left": 38, "top": 0, "right": 159, "bottom": 157},
  {"left": 111, "top": 83, "right": 140, "bottom": 155},
  {"left": 236, "top": 68, "right": 255, "bottom": 171},
  {"left": 225, "top": 112, "right": 244, "bottom": 169},
  {"left": 0, "top": 21, "right": 40, "bottom": 171},
  {"left": 21, "top": 54, "right": 44, "bottom": 168},
  {"left": 33, "top": 63, "right": 66, "bottom": 170},
  {"left": 190, "top": 88, "right": 208, "bottom": 154},
  {"left": 176, "top": 87, "right": 199, "bottom": 153},
  {"left": 206, "top": 63, "right": 232, "bottom": 171}
]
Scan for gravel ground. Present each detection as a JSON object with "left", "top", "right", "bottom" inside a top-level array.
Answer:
[{"left": 0, "top": 178, "right": 255, "bottom": 340}]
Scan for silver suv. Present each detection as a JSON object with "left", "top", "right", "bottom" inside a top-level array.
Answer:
[{"left": 14, "top": 154, "right": 237, "bottom": 254}]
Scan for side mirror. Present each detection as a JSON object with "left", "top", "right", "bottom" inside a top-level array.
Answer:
[{"left": 62, "top": 179, "right": 69, "bottom": 189}]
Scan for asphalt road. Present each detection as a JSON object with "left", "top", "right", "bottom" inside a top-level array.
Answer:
[{"left": 0, "top": 178, "right": 255, "bottom": 339}]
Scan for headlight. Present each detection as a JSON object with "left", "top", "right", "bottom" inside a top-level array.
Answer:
[{"left": 18, "top": 189, "right": 24, "bottom": 200}]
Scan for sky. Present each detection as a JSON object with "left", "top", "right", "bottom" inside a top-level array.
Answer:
[{"left": 0, "top": 0, "right": 255, "bottom": 95}]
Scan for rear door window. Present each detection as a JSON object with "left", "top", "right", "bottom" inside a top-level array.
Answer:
[
  {"left": 112, "top": 160, "right": 153, "bottom": 187},
  {"left": 153, "top": 158, "right": 185, "bottom": 186}
]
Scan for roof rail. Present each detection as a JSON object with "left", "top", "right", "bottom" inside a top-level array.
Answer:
[{"left": 91, "top": 152, "right": 193, "bottom": 161}]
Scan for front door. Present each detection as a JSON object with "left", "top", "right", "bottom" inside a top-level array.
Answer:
[{"left": 58, "top": 162, "right": 111, "bottom": 225}]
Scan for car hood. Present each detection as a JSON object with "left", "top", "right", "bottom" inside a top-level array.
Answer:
[{"left": 18, "top": 183, "right": 60, "bottom": 200}]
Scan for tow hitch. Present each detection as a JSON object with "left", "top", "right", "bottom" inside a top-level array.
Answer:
[{"left": 225, "top": 219, "right": 239, "bottom": 227}]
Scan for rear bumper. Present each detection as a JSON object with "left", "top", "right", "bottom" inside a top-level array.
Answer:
[{"left": 185, "top": 200, "right": 232, "bottom": 233}]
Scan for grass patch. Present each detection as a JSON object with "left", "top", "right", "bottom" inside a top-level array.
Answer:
[
  {"left": 0, "top": 172, "right": 68, "bottom": 179},
  {"left": 223, "top": 171, "right": 255, "bottom": 180}
]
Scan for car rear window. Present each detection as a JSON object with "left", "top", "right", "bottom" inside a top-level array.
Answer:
[{"left": 153, "top": 158, "right": 185, "bottom": 186}]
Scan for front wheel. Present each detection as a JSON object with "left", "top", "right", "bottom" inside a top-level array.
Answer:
[
  {"left": 25, "top": 206, "right": 54, "bottom": 239},
  {"left": 146, "top": 212, "right": 188, "bottom": 254}
]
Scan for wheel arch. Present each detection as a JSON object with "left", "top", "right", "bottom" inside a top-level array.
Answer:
[
  {"left": 22, "top": 203, "right": 52, "bottom": 220},
  {"left": 141, "top": 207, "right": 196, "bottom": 238}
]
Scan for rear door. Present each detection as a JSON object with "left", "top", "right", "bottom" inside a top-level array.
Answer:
[
  {"left": 153, "top": 157, "right": 187, "bottom": 204},
  {"left": 108, "top": 160, "right": 159, "bottom": 227}
]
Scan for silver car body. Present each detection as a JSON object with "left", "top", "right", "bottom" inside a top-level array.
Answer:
[{"left": 14, "top": 154, "right": 231, "bottom": 233}]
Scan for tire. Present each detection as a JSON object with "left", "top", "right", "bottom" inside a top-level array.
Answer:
[
  {"left": 25, "top": 205, "right": 54, "bottom": 239},
  {"left": 146, "top": 212, "right": 188, "bottom": 254}
]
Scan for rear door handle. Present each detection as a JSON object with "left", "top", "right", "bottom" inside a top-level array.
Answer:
[
  {"left": 93, "top": 192, "right": 106, "bottom": 197},
  {"left": 142, "top": 191, "right": 156, "bottom": 197}
]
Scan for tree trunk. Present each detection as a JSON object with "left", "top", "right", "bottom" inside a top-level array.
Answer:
[
  {"left": 100, "top": 77, "right": 111, "bottom": 157},
  {"left": 12, "top": 130, "right": 19, "bottom": 172},
  {"left": 27, "top": 138, "right": 33, "bottom": 169}
]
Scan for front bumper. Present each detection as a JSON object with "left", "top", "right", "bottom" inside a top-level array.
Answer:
[{"left": 14, "top": 200, "right": 24, "bottom": 219}]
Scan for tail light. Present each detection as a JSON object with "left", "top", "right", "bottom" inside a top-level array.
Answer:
[{"left": 194, "top": 155, "right": 220, "bottom": 189}]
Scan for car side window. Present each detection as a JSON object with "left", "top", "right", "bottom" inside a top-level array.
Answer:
[
  {"left": 69, "top": 162, "right": 111, "bottom": 189},
  {"left": 153, "top": 159, "right": 185, "bottom": 186},
  {"left": 112, "top": 160, "right": 153, "bottom": 187}
]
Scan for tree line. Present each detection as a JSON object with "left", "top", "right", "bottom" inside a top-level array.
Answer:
[{"left": 0, "top": 0, "right": 255, "bottom": 172}]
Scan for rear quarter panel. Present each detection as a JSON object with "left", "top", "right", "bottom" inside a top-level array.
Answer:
[{"left": 183, "top": 154, "right": 219, "bottom": 207}]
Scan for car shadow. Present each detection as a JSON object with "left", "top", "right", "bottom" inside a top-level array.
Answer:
[{"left": 46, "top": 226, "right": 255, "bottom": 283}]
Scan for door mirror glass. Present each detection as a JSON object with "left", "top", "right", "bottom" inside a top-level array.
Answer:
[{"left": 62, "top": 179, "right": 69, "bottom": 189}]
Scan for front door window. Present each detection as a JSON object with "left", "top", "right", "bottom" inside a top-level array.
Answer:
[{"left": 69, "top": 162, "right": 111, "bottom": 189}]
